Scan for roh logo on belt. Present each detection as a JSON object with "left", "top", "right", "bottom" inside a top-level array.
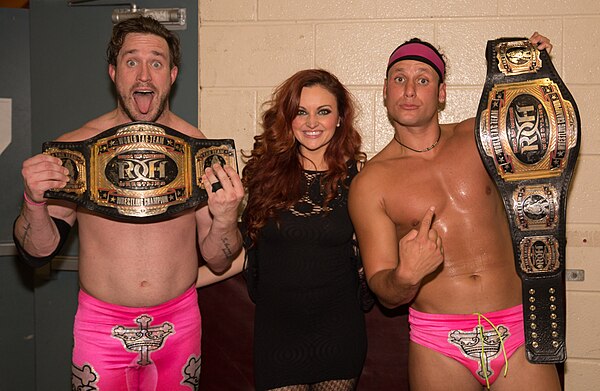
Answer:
[
  {"left": 106, "top": 150, "right": 178, "bottom": 190},
  {"left": 507, "top": 94, "right": 550, "bottom": 165}
]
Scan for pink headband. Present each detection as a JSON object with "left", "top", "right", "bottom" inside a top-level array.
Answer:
[{"left": 386, "top": 42, "right": 445, "bottom": 80}]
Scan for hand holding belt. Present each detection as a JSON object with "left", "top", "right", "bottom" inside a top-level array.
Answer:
[
  {"left": 475, "top": 38, "right": 581, "bottom": 363},
  {"left": 43, "top": 121, "right": 238, "bottom": 222}
]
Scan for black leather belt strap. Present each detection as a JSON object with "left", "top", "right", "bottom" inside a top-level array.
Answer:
[
  {"left": 43, "top": 121, "right": 238, "bottom": 222},
  {"left": 475, "top": 38, "right": 581, "bottom": 363}
]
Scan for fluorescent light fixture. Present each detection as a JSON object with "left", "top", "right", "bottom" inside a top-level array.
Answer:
[{"left": 112, "top": 5, "right": 187, "bottom": 30}]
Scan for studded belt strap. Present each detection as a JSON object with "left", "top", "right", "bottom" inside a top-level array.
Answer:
[
  {"left": 475, "top": 38, "right": 581, "bottom": 363},
  {"left": 43, "top": 121, "right": 238, "bottom": 222}
]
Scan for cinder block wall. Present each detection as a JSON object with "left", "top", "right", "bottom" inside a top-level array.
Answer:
[{"left": 198, "top": 1, "right": 600, "bottom": 389}]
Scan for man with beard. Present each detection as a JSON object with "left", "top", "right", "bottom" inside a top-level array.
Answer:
[{"left": 13, "top": 17, "right": 244, "bottom": 390}]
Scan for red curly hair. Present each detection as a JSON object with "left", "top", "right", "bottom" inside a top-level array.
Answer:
[{"left": 242, "top": 69, "right": 365, "bottom": 245}]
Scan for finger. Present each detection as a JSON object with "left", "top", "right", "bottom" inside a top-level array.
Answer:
[
  {"left": 222, "top": 164, "right": 237, "bottom": 176},
  {"left": 210, "top": 181, "right": 224, "bottom": 193},
  {"left": 529, "top": 33, "right": 541, "bottom": 47},
  {"left": 203, "top": 166, "right": 221, "bottom": 191},
  {"left": 23, "top": 157, "right": 67, "bottom": 177},
  {"left": 23, "top": 154, "right": 61, "bottom": 168},
  {"left": 401, "top": 229, "right": 418, "bottom": 243},
  {"left": 25, "top": 179, "right": 67, "bottom": 202},
  {"left": 212, "top": 163, "right": 233, "bottom": 184},
  {"left": 23, "top": 167, "right": 70, "bottom": 195},
  {"left": 529, "top": 32, "right": 552, "bottom": 54},
  {"left": 534, "top": 38, "right": 550, "bottom": 50},
  {"left": 212, "top": 164, "right": 245, "bottom": 199},
  {"left": 428, "top": 228, "right": 439, "bottom": 243},
  {"left": 222, "top": 165, "right": 241, "bottom": 186},
  {"left": 222, "top": 165, "right": 245, "bottom": 197},
  {"left": 202, "top": 174, "right": 220, "bottom": 195},
  {"left": 417, "top": 207, "right": 435, "bottom": 238},
  {"left": 203, "top": 165, "right": 217, "bottom": 181}
]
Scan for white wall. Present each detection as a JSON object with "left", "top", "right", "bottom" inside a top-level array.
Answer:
[{"left": 198, "top": 1, "right": 600, "bottom": 389}]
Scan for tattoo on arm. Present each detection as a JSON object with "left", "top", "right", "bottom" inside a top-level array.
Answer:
[
  {"left": 220, "top": 237, "right": 233, "bottom": 259},
  {"left": 19, "top": 213, "right": 32, "bottom": 245}
]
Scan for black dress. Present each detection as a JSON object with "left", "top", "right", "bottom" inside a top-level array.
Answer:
[{"left": 249, "top": 163, "right": 367, "bottom": 390}]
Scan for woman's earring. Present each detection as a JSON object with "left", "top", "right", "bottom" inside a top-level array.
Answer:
[{"left": 336, "top": 118, "right": 341, "bottom": 127}]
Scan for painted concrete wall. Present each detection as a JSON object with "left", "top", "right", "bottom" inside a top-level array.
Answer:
[{"left": 197, "top": 1, "right": 600, "bottom": 390}]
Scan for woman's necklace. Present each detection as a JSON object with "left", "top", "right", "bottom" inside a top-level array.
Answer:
[{"left": 393, "top": 126, "right": 441, "bottom": 153}]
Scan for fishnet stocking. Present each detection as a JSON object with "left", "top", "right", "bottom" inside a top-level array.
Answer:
[
  {"left": 268, "top": 378, "right": 357, "bottom": 391},
  {"left": 268, "top": 386, "right": 309, "bottom": 391},
  {"left": 312, "top": 378, "right": 357, "bottom": 391}
]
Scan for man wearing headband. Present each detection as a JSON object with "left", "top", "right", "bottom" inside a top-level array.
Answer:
[
  {"left": 386, "top": 39, "right": 446, "bottom": 82},
  {"left": 349, "top": 33, "right": 561, "bottom": 390}
]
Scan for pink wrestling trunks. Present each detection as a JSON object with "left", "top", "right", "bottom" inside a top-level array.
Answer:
[
  {"left": 71, "top": 286, "right": 201, "bottom": 391},
  {"left": 409, "top": 305, "right": 524, "bottom": 388}
]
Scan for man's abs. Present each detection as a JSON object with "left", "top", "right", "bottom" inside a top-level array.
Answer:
[
  {"left": 412, "top": 263, "right": 522, "bottom": 315},
  {"left": 76, "top": 210, "right": 200, "bottom": 307}
]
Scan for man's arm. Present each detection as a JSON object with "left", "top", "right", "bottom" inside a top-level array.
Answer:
[
  {"left": 196, "top": 248, "right": 245, "bottom": 288},
  {"left": 348, "top": 173, "right": 444, "bottom": 308},
  {"left": 196, "top": 163, "right": 245, "bottom": 274},
  {"left": 14, "top": 154, "right": 76, "bottom": 263}
]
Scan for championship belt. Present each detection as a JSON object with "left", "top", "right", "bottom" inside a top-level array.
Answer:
[
  {"left": 475, "top": 38, "right": 580, "bottom": 363},
  {"left": 43, "top": 121, "right": 238, "bottom": 222}
]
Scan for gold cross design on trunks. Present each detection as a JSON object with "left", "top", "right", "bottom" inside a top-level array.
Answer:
[
  {"left": 448, "top": 325, "right": 509, "bottom": 381},
  {"left": 112, "top": 314, "right": 174, "bottom": 365}
]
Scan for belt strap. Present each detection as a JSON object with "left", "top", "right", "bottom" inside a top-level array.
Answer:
[
  {"left": 43, "top": 121, "right": 238, "bottom": 222},
  {"left": 474, "top": 38, "right": 581, "bottom": 363}
]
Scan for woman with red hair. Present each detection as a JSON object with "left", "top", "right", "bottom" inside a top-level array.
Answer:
[{"left": 199, "top": 69, "right": 367, "bottom": 390}]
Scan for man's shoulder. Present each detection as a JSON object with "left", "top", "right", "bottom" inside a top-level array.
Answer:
[
  {"left": 163, "top": 114, "right": 205, "bottom": 138},
  {"left": 56, "top": 116, "right": 112, "bottom": 142},
  {"left": 362, "top": 145, "right": 405, "bottom": 171},
  {"left": 58, "top": 110, "right": 123, "bottom": 141},
  {"left": 351, "top": 153, "right": 398, "bottom": 191},
  {"left": 453, "top": 117, "right": 476, "bottom": 133},
  {"left": 439, "top": 118, "right": 477, "bottom": 145}
]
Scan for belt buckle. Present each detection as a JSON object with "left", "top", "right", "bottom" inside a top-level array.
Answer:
[{"left": 43, "top": 121, "right": 238, "bottom": 222}]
